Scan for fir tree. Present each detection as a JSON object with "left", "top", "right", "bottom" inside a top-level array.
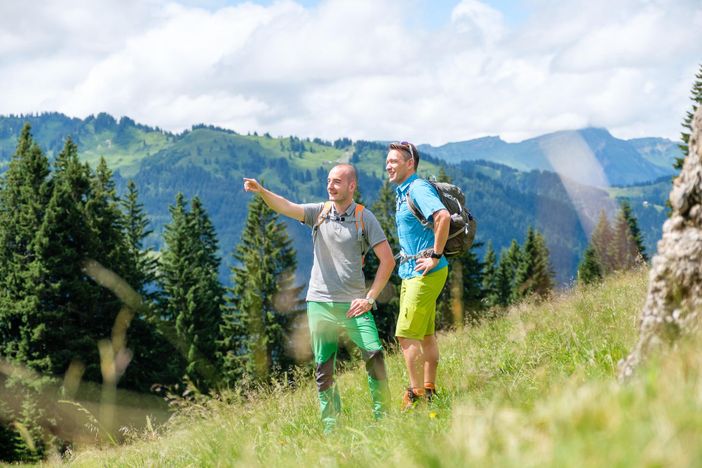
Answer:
[
  {"left": 677, "top": 63, "right": 702, "bottom": 170},
  {"left": 578, "top": 244, "right": 602, "bottom": 285},
  {"left": 220, "top": 193, "right": 302, "bottom": 385}
]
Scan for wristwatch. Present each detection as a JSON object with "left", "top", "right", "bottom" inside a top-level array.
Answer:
[
  {"left": 430, "top": 250, "right": 443, "bottom": 259},
  {"left": 365, "top": 296, "right": 376, "bottom": 307}
]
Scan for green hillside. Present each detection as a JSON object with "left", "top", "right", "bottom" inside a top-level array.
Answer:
[
  {"left": 0, "top": 113, "right": 673, "bottom": 284},
  {"left": 60, "top": 269, "right": 702, "bottom": 466}
]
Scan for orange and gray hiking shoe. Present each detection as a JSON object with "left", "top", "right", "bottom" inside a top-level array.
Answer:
[
  {"left": 401, "top": 387, "right": 425, "bottom": 411},
  {"left": 424, "top": 383, "right": 437, "bottom": 402}
]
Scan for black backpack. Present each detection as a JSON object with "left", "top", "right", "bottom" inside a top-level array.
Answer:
[{"left": 406, "top": 180, "right": 477, "bottom": 257}]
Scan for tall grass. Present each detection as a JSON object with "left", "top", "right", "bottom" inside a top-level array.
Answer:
[{"left": 60, "top": 270, "right": 702, "bottom": 467}]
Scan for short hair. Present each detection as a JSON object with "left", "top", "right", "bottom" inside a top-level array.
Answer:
[
  {"left": 389, "top": 141, "right": 420, "bottom": 170},
  {"left": 332, "top": 163, "right": 357, "bottom": 184}
]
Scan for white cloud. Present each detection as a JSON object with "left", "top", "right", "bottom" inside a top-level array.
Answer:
[{"left": 1, "top": 0, "right": 701, "bottom": 144}]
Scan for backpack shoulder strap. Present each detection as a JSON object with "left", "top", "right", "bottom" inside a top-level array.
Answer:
[
  {"left": 354, "top": 204, "right": 369, "bottom": 264},
  {"left": 406, "top": 179, "right": 431, "bottom": 227},
  {"left": 312, "top": 201, "right": 333, "bottom": 240}
]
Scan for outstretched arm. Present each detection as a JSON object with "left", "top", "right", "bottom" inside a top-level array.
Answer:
[
  {"left": 347, "top": 240, "right": 396, "bottom": 318},
  {"left": 243, "top": 178, "right": 304, "bottom": 222}
]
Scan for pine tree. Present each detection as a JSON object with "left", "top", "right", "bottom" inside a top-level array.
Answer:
[
  {"left": 515, "top": 227, "right": 539, "bottom": 300},
  {"left": 159, "top": 194, "right": 225, "bottom": 391},
  {"left": 578, "top": 244, "right": 602, "bottom": 285},
  {"left": 220, "top": 193, "right": 302, "bottom": 386},
  {"left": 677, "top": 63, "right": 702, "bottom": 170}
]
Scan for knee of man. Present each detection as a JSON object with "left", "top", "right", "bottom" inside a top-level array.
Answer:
[
  {"left": 363, "top": 349, "right": 387, "bottom": 381},
  {"left": 315, "top": 357, "right": 335, "bottom": 392}
]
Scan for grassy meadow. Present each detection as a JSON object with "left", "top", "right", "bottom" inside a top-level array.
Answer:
[{"left": 55, "top": 269, "right": 702, "bottom": 467}]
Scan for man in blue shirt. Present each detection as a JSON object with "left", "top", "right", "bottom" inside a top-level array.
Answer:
[{"left": 386, "top": 141, "right": 450, "bottom": 410}]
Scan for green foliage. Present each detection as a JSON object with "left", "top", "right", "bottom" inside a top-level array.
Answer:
[
  {"left": 67, "top": 271, "right": 686, "bottom": 467},
  {"left": 677, "top": 63, "right": 702, "bottom": 170},
  {"left": 158, "top": 194, "right": 225, "bottom": 391},
  {"left": 514, "top": 228, "right": 554, "bottom": 300},
  {"left": 481, "top": 241, "right": 499, "bottom": 307},
  {"left": 590, "top": 203, "right": 645, "bottom": 278},
  {"left": 577, "top": 244, "right": 602, "bottom": 285},
  {"left": 220, "top": 192, "right": 303, "bottom": 386},
  {"left": 619, "top": 199, "right": 647, "bottom": 262}
]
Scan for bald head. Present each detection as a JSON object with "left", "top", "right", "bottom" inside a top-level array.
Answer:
[{"left": 331, "top": 163, "right": 358, "bottom": 184}]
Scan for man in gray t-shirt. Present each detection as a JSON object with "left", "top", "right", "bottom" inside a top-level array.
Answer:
[{"left": 243, "top": 163, "right": 395, "bottom": 433}]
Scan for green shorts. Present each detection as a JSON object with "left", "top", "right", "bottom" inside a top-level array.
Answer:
[{"left": 395, "top": 267, "right": 448, "bottom": 340}]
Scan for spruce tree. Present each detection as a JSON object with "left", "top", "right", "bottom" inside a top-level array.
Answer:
[
  {"left": 515, "top": 227, "right": 539, "bottom": 300},
  {"left": 220, "top": 193, "right": 302, "bottom": 386},
  {"left": 532, "top": 231, "right": 554, "bottom": 297},
  {"left": 578, "top": 244, "right": 602, "bottom": 285},
  {"left": 481, "top": 241, "right": 499, "bottom": 308},
  {"left": 30, "top": 137, "right": 100, "bottom": 377},
  {"left": 503, "top": 239, "right": 523, "bottom": 304},
  {"left": 0, "top": 124, "right": 52, "bottom": 462},
  {"left": 159, "top": 194, "right": 225, "bottom": 391},
  {"left": 619, "top": 199, "right": 647, "bottom": 263},
  {"left": 118, "top": 179, "right": 175, "bottom": 390},
  {"left": 677, "top": 63, "right": 702, "bottom": 170},
  {"left": 495, "top": 250, "right": 514, "bottom": 307},
  {"left": 0, "top": 124, "right": 51, "bottom": 360},
  {"left": 458, "top": 242, "right": 485, "bottom": 325},
  {"left": 120, "top": 180, "right": 158, "bottom": 299}
]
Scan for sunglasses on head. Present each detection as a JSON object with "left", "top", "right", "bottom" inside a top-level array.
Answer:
[{"left": 390, "top": 141, "right": 416, "bottom": 161}]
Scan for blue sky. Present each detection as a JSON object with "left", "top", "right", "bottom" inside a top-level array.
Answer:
[{"left": 1, "top": 0, "right": 700, "bottom": 144}]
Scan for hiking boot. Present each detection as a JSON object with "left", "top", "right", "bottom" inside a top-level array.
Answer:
[
  {"left": 424, "top": 383, "right": 437, "bottom": 403},
  {"left": 401, "top": 387, "right": 425, "bottom": 412}
]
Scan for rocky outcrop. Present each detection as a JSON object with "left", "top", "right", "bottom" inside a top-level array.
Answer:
[{"left": 618, "top": 105, "right": 702, "bottom": 379}]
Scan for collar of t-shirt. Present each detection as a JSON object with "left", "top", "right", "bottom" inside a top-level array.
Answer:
[
  {"left": 395, "top": 173, "right": 419, "bottom": 199},
  {"left": 328, "top": 201, "right": 357, "bottom": 218}
]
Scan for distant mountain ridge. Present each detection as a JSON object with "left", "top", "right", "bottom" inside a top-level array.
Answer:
[
  {"left": 419, "top": 128, "right": 680, "bottom": 187},
  {"left": 0, "top": 112, "right": 673, "bottom": 285}
]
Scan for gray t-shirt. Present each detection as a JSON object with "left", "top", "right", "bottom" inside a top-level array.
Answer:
[{"left": 302, "top": 201, "right": 387, "bottom": 302}]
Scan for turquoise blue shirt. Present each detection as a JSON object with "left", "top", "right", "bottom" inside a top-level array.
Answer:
[{"left": 395, "top": 174, "right": 449, "bottom": 279}]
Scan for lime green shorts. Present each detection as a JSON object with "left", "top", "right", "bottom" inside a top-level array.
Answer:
[{"left": 395, "top": 267, "right": 448, "bottom": 340}]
